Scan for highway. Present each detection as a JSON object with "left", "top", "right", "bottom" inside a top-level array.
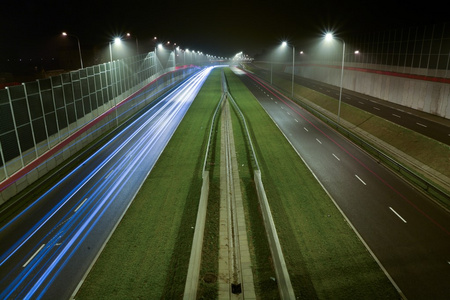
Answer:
[
  {"left": 234, "top": 69, "right": 450, "bottom": 299},
  {"left": 253, "top": 66, "right": 450, "bottom": 145},
  {"left": 0, "top": 67, "right": 213, "bottom": 299}
]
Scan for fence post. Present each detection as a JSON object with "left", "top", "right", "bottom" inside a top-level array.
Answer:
[
  {"left": 0, "top": 142, "right": 8, "bottom": 179},
  {"left": 50, "top": 77, "right": 62, "bottom": 143},
  {"left": 22, "top": 83, "right": 38, "bottom": 159},
  {"left": 5, "top": 87, "right": 24, "bottom": 168},
  {"left": 37, "top": 80, "right": 50, "bottom": 151}
]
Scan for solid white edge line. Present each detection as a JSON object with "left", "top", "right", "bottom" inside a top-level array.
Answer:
[
  {"left": 23, "top": 244, "right": 45, "bottom": 267},
  {"left": 389, "top": 207, "right": 407, "bottom": 223}
]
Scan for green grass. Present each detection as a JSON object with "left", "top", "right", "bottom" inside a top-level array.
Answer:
[
  {"left": 224, "top": 68, "right": 399, "bottom": 299},
  {"left": 196, "top": 98, "right": 221, "bottom": 299},
  {"left": 75, "top": 68, "right": 223, "bottom": 299}
]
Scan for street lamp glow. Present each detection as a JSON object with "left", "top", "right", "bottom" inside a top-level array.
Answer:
[
  {"left": 282, "top": 41, "right": 288, "bottom": 47},
  {"left": 325, "top": 33, "right": 333, "bottom": 41},
  {"left": 110, "top": 37, "right": 123, "bottom": 62}
]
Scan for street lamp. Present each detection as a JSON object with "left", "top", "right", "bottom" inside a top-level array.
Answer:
[
  {"left": 109, "top": 37, "right": 122, "bottom": 62},
  {"left": 281, "top": 41, "right": 295, "bottom": 98},
  {"left": 62, "top": 32, "right": 84, "bottom": 69},
  {"left": 325, "top": 32, "right": 345, "bottom": 123}
]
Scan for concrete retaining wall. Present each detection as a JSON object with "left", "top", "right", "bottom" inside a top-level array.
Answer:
[{"left": 290, "top": 64, "right": 450, "bottom": 119}]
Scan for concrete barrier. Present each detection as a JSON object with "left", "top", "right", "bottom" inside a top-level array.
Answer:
[
  {"left": 254, "top": 170, "right": 296, "bottom": 300},
  {"left": 293, "top": 64, "right": 450, "bottom": 119},
  {"left": 183, "top": 171, "right": 209, "bottom": 300}
]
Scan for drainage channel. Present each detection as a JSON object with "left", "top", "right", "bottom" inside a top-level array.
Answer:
[{"left": 218, "top": 96, "right": 256, "bottom": 299}]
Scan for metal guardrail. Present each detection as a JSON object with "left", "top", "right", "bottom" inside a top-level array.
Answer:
[{"left": 226, "top": 92, "right": 260, "bottom": 171}]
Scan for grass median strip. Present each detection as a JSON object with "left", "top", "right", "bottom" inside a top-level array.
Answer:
[
  {"left": 224, "top": 68, "right": 399, "bottom": 298},
  {"left": 197, "top": 83, "right": 279, "bottom": 298},
  {"left": 75, "top": 68, "right": 222, "bottom": 299}
]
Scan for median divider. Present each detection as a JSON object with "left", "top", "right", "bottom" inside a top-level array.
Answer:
[
  {"left": 184, "top": 69, "right": 295, "bottom": 299},
  {"left": 227, "top": 90, "right": 296, "bottom": 299}
]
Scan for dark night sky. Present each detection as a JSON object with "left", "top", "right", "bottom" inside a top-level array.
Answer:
[{"left": 0, "top": 0, "right": 448, "bottom": 68}]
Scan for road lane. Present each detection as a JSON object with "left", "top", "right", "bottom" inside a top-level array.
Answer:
[
  {"left": 253, "top": 67, "right": 450, "bottom": 145},
  {"left": 235, "top": 69, "right": 450, "bottom": 299},
  {"left": 0, "top": 67, "right": 214, "bottom": 299}
]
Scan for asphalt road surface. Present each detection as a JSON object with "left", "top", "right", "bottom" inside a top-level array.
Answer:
[
  {"left": 254, "top": 67, "right": 450, "bottom": 145},
  {"left": 234, "top": 68, "right": 450, "bottom": 299},
  {"left": 0, "top": 67, "right": 213, "bottom": 299}
]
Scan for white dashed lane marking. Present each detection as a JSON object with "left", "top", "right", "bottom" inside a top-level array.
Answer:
[{"left": 355, "top": 174, "right": 367, "bottom": 185}]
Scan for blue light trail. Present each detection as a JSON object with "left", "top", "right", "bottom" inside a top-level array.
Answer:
[{"left": 0, "top": 66, "right": 215, "bottom": 299}]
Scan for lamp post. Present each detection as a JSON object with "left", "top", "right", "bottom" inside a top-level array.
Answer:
[
  {"left": 62, "top": 32, "right": 84, "bottom": 69},
  {"left": 108, "top": 37, "right": 121, "bottom": 126},
  {"left": 282, "top": 41, "right": 295, "bottom": 98},
  {"left": 325, "top": 33, "right": 345, "bottom": 123},
  {"left": 165, "top": 41, "right": 177, "bottom": 68},
  {"left": 126, "top": 33, "right": 139, "bottom": 54}
]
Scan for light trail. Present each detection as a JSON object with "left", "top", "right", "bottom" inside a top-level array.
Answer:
[{"left": 0, "top": 66, "right": 215, "bottom": 299}]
